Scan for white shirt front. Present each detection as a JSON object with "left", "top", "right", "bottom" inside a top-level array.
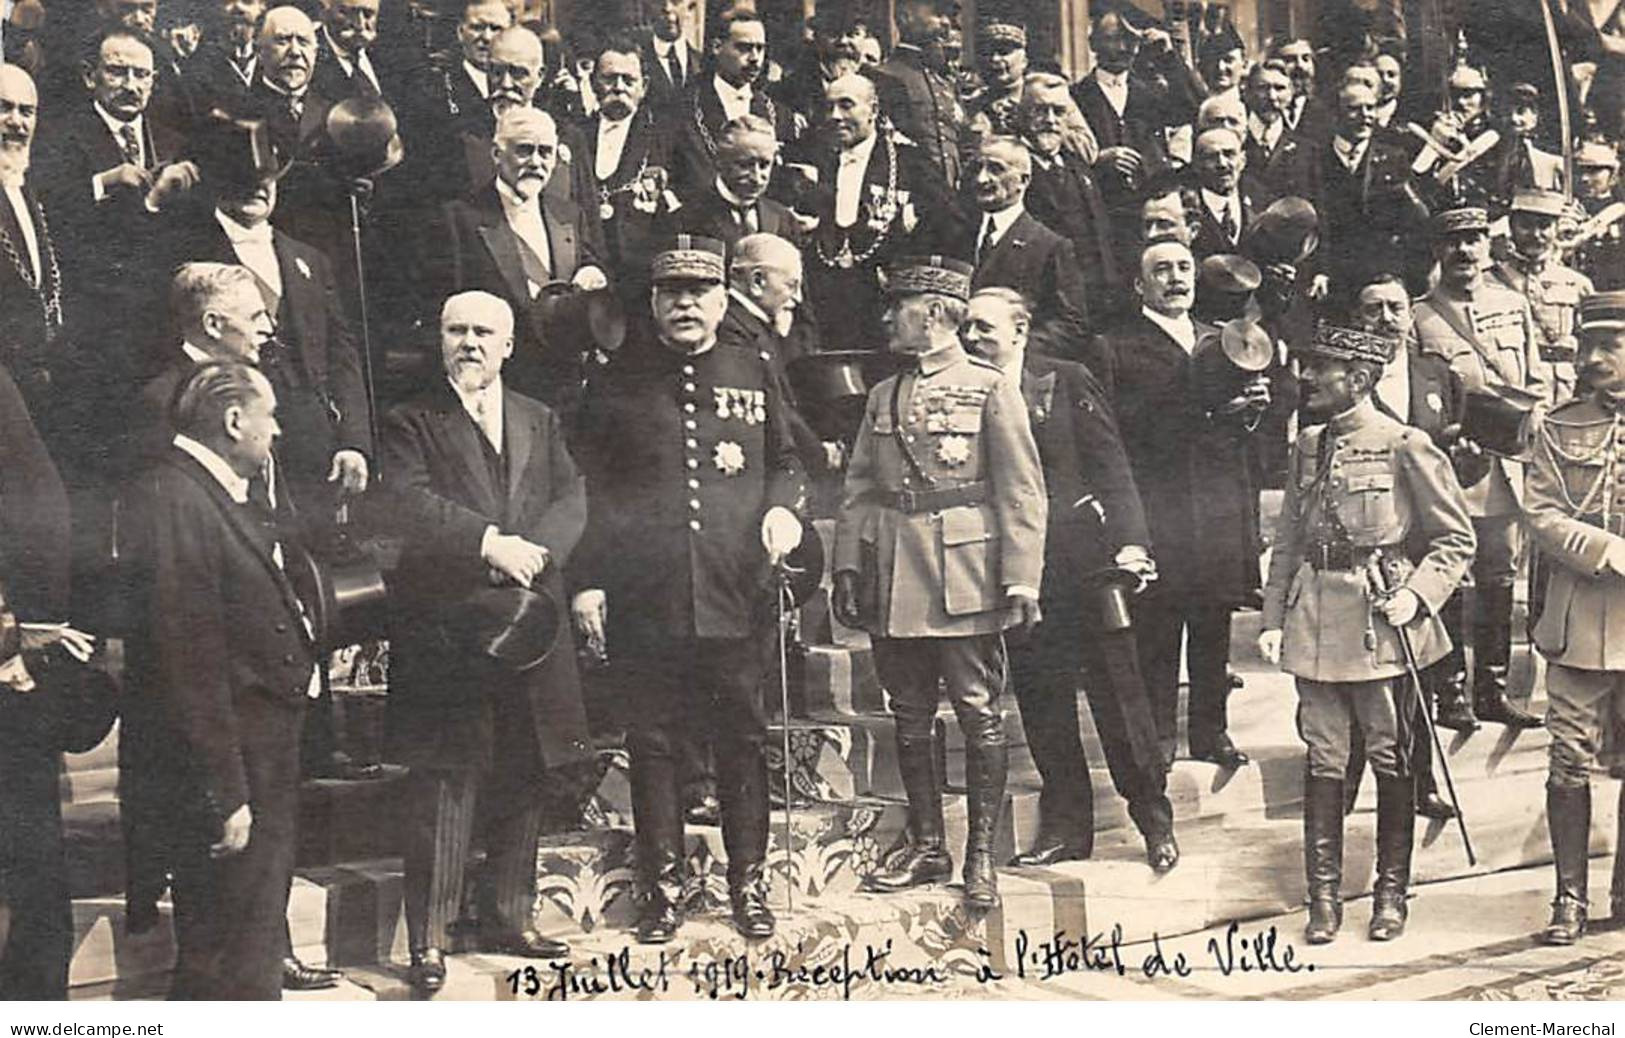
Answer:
[
  {"left": 496, "top": 177, "right": 551, "bottom": 295},
  {"left": 5, "top": 185, "right": 40, "bottom": 285},
  {"left": 835, "top": 132, "right": 878, "bottom": 228},
  {"left": 215, "top": 208, "right": 281, "bottom": 300},
  {"left": 653, "top": 37, "right": 689, "bottom": 83},
  {"left": 1095, "top": 68, "right": 1129, "bottom": 118},
  {"left": 713, "top": 74, "right": 753, "bottom": 123},
  {"left": 1374, "top": 351, "right": 1412, "bottom": 421},
  {"left": 1142, "top": 306, "right": 1197, "bottom": 353},
  {"left": 1332, "top": 134, "right": 1369, "bottom": 172},
  {"left": 172, "top": 432, "right": 320, "bottom": 697},
  {"left": 1201, "top": 187, "right": 1242, "bottom": 242},
  {"left": 977, "top": 201, "right": 1024, "bottom": 257},
  {"left": 464, "top": 59, "right": 490, "bottom": 99},
  {"left": 449, "top": 375, "right": 505, "bottom": 453},
  {"left": 94, "top": 102, "right": 145, "bottom": 169},
  {"left": 1375, "top": 97, "right": 1398, "bottom": 128},
  {"left": 595, "top": 114, "right": 632, "bottom": 180},
  {"left": 1248, "top": 113, "right": 1282, "bottom": 153}
]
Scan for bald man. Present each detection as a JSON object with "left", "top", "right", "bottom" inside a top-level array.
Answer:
[
  {"left": 430, "top": 105, "right": 608, "bottom": 420},
  {"left": 380, "top": 290, "right": 593, "bottom": 992},
  {"left": 675, "top": 115, "right": 801, "bottom": 256}
]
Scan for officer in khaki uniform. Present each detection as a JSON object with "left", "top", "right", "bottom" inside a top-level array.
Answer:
[
  {"left": 1491, "top": 189, "right": 1594, "bottom": 404},
  {"left": 1413, "top": 206, "right": 1550, "bottom": 731},
  {"left": 1260, "top": 325, "right": 1475, "bottom": 946},
  {"left": 1523, "top": 291, "right": 1625, "bottom": 946},
  {"left": 832, "top": 256, "right": 1047, "bottom": 911}
]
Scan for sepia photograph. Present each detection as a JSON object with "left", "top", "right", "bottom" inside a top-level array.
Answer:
[{"left": 0, "top": 0, "right": 1624, "bottom": 1018}]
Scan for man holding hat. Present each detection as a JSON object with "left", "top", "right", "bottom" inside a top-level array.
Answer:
[
  {"left": 380, "top": 291, "right": 593, "bottom": 991},
  {"left": 1571, "top": 142, "right": 1624, "bottom": 292},
  {"left": 1523, "top": 290, "right": 1625, "bottom": 945},
  {"left": 832, "top": 256, "right": 1047, "bottom": 911},
  {"left": 1259, "top": 324, "right": 1475, "bottom": 945},
  {"left": 1492, "top": 188, "right": 1595, "bottom": 404},
  {"left": 572, "top": 236, "right": 807, "bottom": 945},
  {"left": 1414, "top": 205, "right": 1550, "bottom": 730}
]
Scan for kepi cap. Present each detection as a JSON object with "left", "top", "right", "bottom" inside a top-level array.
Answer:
[
  {"left": 1510, "top": 188, "right": 1568, "bottom": 218},
  {"left": 1432, "top": 206, "right": 1489, "bottom": 236},
  {"left": 883, "top": 255, "right": 974, "bottom": 301},
  {"left": 1579, "top": 290, "right": 1625, "bottom": 332},
  {"left": 1576, "top": 141, "right": 1620, "bottom": 169},
  {"left": 1303, "top": 323, "right": 1396, "bottom": 366},
  {"left": 652, "top": 235, "right": 726, "bottom": 284},
  {"left": 981, "top": 20, "right": 1026, "bottom": 49},
  {"left": 1447, "top": 65, "right": 1487, "bottom": 92}
]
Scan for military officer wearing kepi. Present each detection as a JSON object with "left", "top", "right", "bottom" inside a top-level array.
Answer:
[
  {"left": 1413, "top": 206, "right": 1550, "bottom": 731},
  {"left": 1259, "top": 325, "right": 1476, "bottom": 946},
  {"left": 1523, "top": 291, "right": 1625, "bottom": 945},
  {"left": 962, "top": 287, "right": 1177, "bottom": 875},
  {"left": 572, "top": 236, "right": 807, "bottom": 945},
  {"left": 832, "top": 257, "right": 1048, "bottom": 911},
  {"left": 1491, "top": 189, "right": 1595, "bottom": 404}
]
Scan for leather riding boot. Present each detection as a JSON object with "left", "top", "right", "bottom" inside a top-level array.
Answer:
[
  {"left": 1368, "top": 776, "right": 1415, "bottom": 941},
  {"left": 868, "top": 733, "right": 952, "bottom": 892},
  {"left": 728, "top": 861, "right": 776, "bottom": 939},
  {"left": 636, "top": 850, "right": 686, "bottom": 945},
  {"left": 1473, "top": 585, "right": 1543, "bottom": 729},
  {"left": 1432, "top": 595, "right": 1478, "bottom": 732},
  {"left": 963, "top": 738, "right": 1008, "bottom": 911},
  {"left": 1611, "top": 785, "right": 1625, "bottom": 922},
  {"left": 1542, "top": 784, "right": 1592, "bottom": 945},
  {"left": 1303, "top": 775, "right": 1345, "bottom": 945}
]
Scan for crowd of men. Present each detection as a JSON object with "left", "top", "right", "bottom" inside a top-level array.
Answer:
[{"left": 3, "top": 0, "right": 1625, "bottom": 1004}]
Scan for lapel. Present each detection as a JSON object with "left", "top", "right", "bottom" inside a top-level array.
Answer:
[
  {"left": 1020, "top": 361, "right": 1059, "bottom": 425},
  {"left": 502, "top": 389, "right": 533, "bottom": 518},
  {"left": 541, "top": 196, "right": 577, "bottom": 276},
  {"left": 271, "top": 232, "right": 317, "bottom": 380},
  {"left": 983, "top": 210, "right": 1034, "bottom": 273},
  {"left": 428, "top": 381, "right": 503, "bottom": 520},
  {"left": 1136, "top": 313, "right": 1194, "bottom": 370},
  {"left": 473, "top": 186, "right": 531, "bottom": 303},
  {"left": 168, "top": 451, "right": 311, "bottom": 642}
]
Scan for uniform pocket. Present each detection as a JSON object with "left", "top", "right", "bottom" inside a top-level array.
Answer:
[
  {"left": 1345, "top": 472, "right": 1398, "bottom": 529},
  {"left": 940, "top": 506, "right": 1000, "bottom": 616}
]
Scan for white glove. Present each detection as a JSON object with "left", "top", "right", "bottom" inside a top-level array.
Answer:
[
  {"left": 571, "top": 265, "right": 609, "bottom": 292},
  {"left": 1258, "top": 629, "right": 1283, "bottom": 666},
  {"left": 761, "top": 506, "right": 804, "bottom": 565},
  {"left": 572, "top": 589, "right": 607, "bottom": 660}
]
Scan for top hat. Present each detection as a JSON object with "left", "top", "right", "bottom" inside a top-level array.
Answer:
[
  {"left": 325, "top": 96, "right": 406, "bottom": 181},
  {"left": 787, "top": 349, "right": 903, "bottom": 441},
  {"left": 652, "top": 235, "right": 727, "bottom": 284},
  {"left": 192, "top": 115, "right": 290, "bottom": 193},
  {"left": 441, "top": 584, "right": 563, "bottom": 674},
  {"left": 535, "top": 281, "right": 628, "bottom": 353},
  {"left": 1241, "top": 196, "right": 1320, "bottom": 266},
  {"left": 1461, "top": 385, "right": 1543, "bottom": 459}
]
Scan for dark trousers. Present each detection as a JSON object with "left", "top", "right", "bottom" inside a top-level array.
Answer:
[
  {"left": 401, "top": 690, "right": 548, "bottom": 950},
  {"left": 0, "top": 752, "right": 72, "bottom": 1000},
  {"left": 623, "top": 635, "right": 770, "bottom": 883},
  {"left": 872, "top": 634, "right": 1007, "bottom": 748},
  {"left": 1009, "top": 626, "right": 1173, "bottom": 845},
  {"left": 168, "top": 696, "right": 305, "bottom": 1001},
  {"left": 1136, "top": 587, "right": 1235, "bottom": 752}
]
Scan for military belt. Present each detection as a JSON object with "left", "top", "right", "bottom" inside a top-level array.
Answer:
[
  {"left": 1305, "top": 542, "right": 1403, "bottom": 572},
  {"left": 883, "top": 482, "right": 988, "bottom": 514}
]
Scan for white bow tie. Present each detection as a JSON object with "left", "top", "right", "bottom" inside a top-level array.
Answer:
[{"left": 223, "top": 221, "right": 273, "bottom": 245}]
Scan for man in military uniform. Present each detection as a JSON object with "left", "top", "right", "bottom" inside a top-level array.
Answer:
[
  {"left": 870, "top": 0, "right": 963, "bottom": 188},
  {"left": 832, "top": 257, "right": 1047, "bottom": 911},
  {"left": 1570, "top": 142, "right": 1625, "bottom": 293},
  {"left": 572, "top": 236, "right": 806, "bottom": 944},
  {"left": 1259, "top": 325, "right": 1475, "bottom": 945},
  {"left": 963, "top": 287, "right": 1175, "bottom": 874},
  {"left": 1413, "top": 206, "right": 1550, "bottom": 730},
  {"left": 1523, "top": 291, "right": 1625, "bottom": 945},
  {"left": 963, "top": 19, "right": 1028, "bottom": 140},
  {"left": 1492, "top": 189, "right": 1594, "bottom": 404}
]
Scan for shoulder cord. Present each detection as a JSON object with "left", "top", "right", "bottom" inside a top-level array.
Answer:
[{"left": 1537, "top": 411, "right": 1620, "bottom": 523}]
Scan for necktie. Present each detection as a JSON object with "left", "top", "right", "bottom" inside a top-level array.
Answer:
[
  {"left": 473, "top": 393, "right": 500, "bottom": 451},
  {"left": 117, "top": 122, "right": 141, "bottom": 166},
  {"left": 665, "top": 49, "right": 683, "bottom": 89},
  {"left": 354, "top": 51, "right": 382, "bottom": 98},
  {"left": 1220, "top": 202, "right": 1239, "bottom": 244},
  {"left": 286, "top": 93, "right": 303, "bottom": 123},
  {"left": 734, "top": 204, "right": 757, "bottom": 232},
  {"left": 976, "top": 216, "right": 996, "bottom": 265}
]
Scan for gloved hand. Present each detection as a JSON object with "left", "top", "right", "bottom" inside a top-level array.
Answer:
[
  {"left": 1007, "top": 592, "right": 1043, "bottom": 638},
  {"left": 1257, "top": 628, "right": 1282, "bottom": 666},
  {"left": 832, "top": 570, "right": 863, "bottom": 629}
]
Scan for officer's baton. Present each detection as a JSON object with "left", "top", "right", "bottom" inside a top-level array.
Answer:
[{"left": 1369, "top": 549, "right": 1477, "bottom": 867}]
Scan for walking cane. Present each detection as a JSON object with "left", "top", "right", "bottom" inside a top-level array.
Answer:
[
  {"left": 1368, "top": 549, "right": 1477, "bottom": 866},
  {"left": 773, "top": 567, "right": 796, "bottom": 913}
]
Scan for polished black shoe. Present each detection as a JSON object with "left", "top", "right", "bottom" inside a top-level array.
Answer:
[
  {"left": 1417, "top": 790, "right": 1457, "bottom": 820},
  {"left": 282, "top": 956, "right": 342, "bottom": 991},
  {"left": 1475, "top": 696, "right": 1545, "bottom": 729},
  {"left": 1009, "top": 837, "right": 1091, "bottom": 868},
  {"left": 636, "top": 897, "right": 683, "bottom": 944},
  {"left": 866, "top": 843, "right": 953, "bottom": 892},
  {"left": 1190, "top": 737, "right": 1250, "bottom": 769},
  {"left": 730, "top": 872, "right": 777, "bottom": 940},
  {"left": 481, "top": 930, "right": 571, "bottom": 959},
  {"left": 1541, "top": 896, "right": 1588, "bottom": 945},
  {"left": 406, "top": 947, "right": 446, "bottom": 994},
  {"left": 1305, "top": 896, "right": 1342, "bottom": 944},
  {"left": 309, "top": 750, "right": 386, "bottom": 782},
  {"left": 1434, "top": 684, "right": 1479, "bottom": 732},
  {"left": 1146, "top": 832, "right": 1180, "bottom": 874},
  {"left": 963, "top": 851, "right": 1001, "bottom": 910},
  {"left": 1368, "top": 890, "right": 1408, "bottom": 941},
  {"left": 685, "top": 794, "right": 721, "bottom": 826},
  {"left": 1228, "top": 667, "right": 1246, "bottom": 689}
]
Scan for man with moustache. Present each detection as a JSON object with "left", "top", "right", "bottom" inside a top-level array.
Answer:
[
  {"left": 380, "top": 290, "right": 592, "bottom": 991},
  {"left": 1071, "top": 11, "right": 1191, "bottom": 211},
  {"left": 671, "top": 7, "right": 791, "bottom": 201},
  {"left": 960, "top": 136, "right": 1088, "bottom": 358},
  {"left": 123, "top": 361, "right": 320, "bottom": 999},
  {"left": 832, "top": 257, "right": 1046, "bottom": 911},
  {"left": 1491, "top": 189, "right": 1594, "bottom": 404},
  {"left": 569, "top": 35, "right": 677, "bottom": 302},
  {"left": 677, "top": 115, "right": 799, "bottom": 256},
  {"left": 1243, "top": 62, "right": 1311, "bottom": 203},
  {"left": 781, "top": 9, "right": 865, "bottom": 127},
  {"left": 310, "top": 0, "right": 391, "bottom": 102},
  {"left": 1015, "top": 73, "right": 1116, "bottom": 318},
  {"left": 1188, "top": 127, "right": 1257, "bottom": 261},
  {"left": 799, "top": 74, "right": 959, "bottom": 353},
  {"left": 1084, "top": 240, "right": 1266, "bottom": 769},
  {"left": 183, "top": 0, "right": 269, "bottom": 118},
  {"left": 640, "top": 0, "right": 696, "bottom": 112},
  {"left": 572, "top": 237, "right": 806, "bottom": 944},
  {"left": 432, "top": 105, "right": 608, "bottom": 418},
  {"left": 1413, "top": 206, "right": 1549, "bottom": 731},
  {"left": 870, "top": 0, "right": 962, "bottom": 188},
  {"left": 1270, "top": 37, "right": 1330, "bottom": 143},
  {"left": 1571, "top": 142, "right": 1625, "bottom": 293},
  {"left": 964, "top": 286, "right": 1175, "bottom": 874},
  {"left": 964, "top": 18, "right": 1029, "bottom": 139},
  {"left": 1259, "top": 325, "right": 1474, "bottom": 946},
  {"left": 398, "top": 1, "right": 512, "bottom": 203}
]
